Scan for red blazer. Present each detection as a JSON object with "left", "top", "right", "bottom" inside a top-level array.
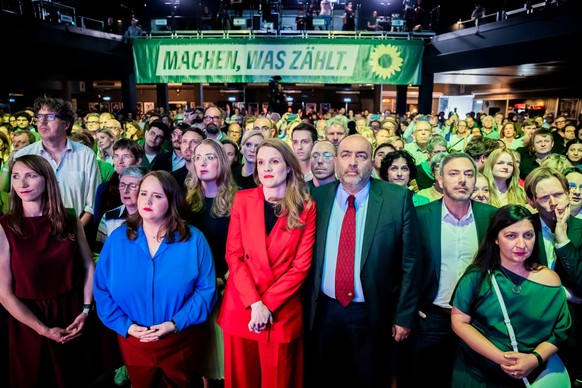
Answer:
[{"left": 217, "top": 187, "right": 316, "bottom": 343}]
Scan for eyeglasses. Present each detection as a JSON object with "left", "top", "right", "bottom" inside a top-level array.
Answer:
[
  {"left": 119, "top": 182, "right": 139, "bottom": 191},
  {"left": 555, "top": 120, "right": 567, "bottom": 124},
  {"left": 86, "top": 120, "right": 99, "bottom": 125},
  {"left": 194, "top": 154, "right": 217, "bottom": 163},
  {"left": 310, "top": 152, "right": 334, "bottom": 163},
  {"left": 36, "top": 113, "right": 61, "bottom": 121},
  {"left": 569, "top": 182, "right": 582, "bottom": 192},
  {"left": 204, "top": 115, "right": 221, "bottom": 121},
  {"left": 104, "top": 126, "right": 120, "bottom": 131}
]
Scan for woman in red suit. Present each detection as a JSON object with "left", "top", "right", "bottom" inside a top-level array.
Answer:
[{"left": 217, "top": 138, "right": 316, "bottom": 388}]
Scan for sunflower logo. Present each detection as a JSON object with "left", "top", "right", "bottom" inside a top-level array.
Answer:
[{"left": 369, "top": 44, "right": 403, "bottom": 80}]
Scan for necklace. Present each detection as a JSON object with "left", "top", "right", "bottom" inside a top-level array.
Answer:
[{"left": 500, "top": 267, "right": 522, "bottom": 294}]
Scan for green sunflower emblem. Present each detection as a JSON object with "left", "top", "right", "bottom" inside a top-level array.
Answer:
[{"left": 369, "top": 44, "right": 404, "bottom": 79}]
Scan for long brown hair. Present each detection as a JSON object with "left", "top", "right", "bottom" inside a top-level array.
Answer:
[
  {"left": 253, "top": 138, "right": 313, "bottom": 230},
  {"left": 125, "top": 171, "right": 191, "bottom": 242},
  {"left": 185, "top": 139, "right": 237, "bottom": 217},
  {"left": 7, "top": 155, "right": 75, "bottom": 240}
]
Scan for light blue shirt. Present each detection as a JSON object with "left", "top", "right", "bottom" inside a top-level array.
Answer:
[
  {"left": 14, "top": 139, "right": 101, "bottom": 217},
  {"left": 172, "top": 150, "right": 185, "bottom": 171},
  {"left": 321, "top": 181, "right": 370, "bottom": 302}
]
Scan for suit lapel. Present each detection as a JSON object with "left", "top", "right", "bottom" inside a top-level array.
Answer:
[
  {"left": 426, "top": 200, "right": 443, "bottom": 282},
  {"left": 473, "top": 202, "right": 493, "bottom": 242},
  {"left": 535, "top": 214, "right": 549, "bottom": 266},
  {"left": 361, "top": 180, "right": 382, "bottom": 269},
  {"left": 315, "top": 182, "right": 338, "bottom": 268}
]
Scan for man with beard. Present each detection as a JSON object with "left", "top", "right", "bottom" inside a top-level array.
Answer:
[
  {"left": 400, "top": 152, "right": 497, "bottom": 387},
  {"left": 169, "top": 122, "right": 189, "bottom": 171},
  {"left": 204, "top": 106, "right": 229, "bottom": 141},
  {"left": 171, "top": 127, "right": 206, "bottom": 190},
  {"left": 303, "top": 134, "right": 423, "bottom": 387},
  {"left": 183, "top": 106, "right": 205, "bottom": 126}
]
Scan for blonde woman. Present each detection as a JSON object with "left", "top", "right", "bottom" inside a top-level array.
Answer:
[
  {"left": 471, "top": 172, "right": 494, "bottom": 204},
  {"left": 186, "top": 139, "right": 238, "bottom": 387},
  {"left": 483, "top": 148, "right": 527, "bottom": 207}
]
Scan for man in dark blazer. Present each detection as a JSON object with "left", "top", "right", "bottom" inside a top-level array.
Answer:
[
  {"left": 524, "top": 166, "right": 582, "bottom": 384},
  {"left": 401, "top": 152, "right": 497, "bottom": 387},
  {"left": 303, "top": 134, "right": 423, "bottom": 388}
]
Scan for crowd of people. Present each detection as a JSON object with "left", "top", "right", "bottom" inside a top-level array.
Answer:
[{"left": 0, "top": 95, "right": 581, "bottom": 388}]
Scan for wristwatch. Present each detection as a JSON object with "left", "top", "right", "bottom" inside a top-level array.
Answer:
[{"left": 82, "top": 303, "right": 94, "bottom": 314}]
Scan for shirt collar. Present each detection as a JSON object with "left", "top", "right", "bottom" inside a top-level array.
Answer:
[
  {"left": 441, "top": 200, "right": 474, "bottom": 224},
  {"left": 337, "top": 180, "right": 371, "bottom": 211}
]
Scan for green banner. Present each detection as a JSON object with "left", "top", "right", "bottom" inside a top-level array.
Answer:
[{"left": 133, "top": 38, "right": 424, "bottom": 85}]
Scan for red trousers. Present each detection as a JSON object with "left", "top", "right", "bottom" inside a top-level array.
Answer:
[
  {"left": 118, "top": 323, "right": 208, "bottom": 388},
  {"left": 223, "top": 333, "right": 304, "bottom": 388}
]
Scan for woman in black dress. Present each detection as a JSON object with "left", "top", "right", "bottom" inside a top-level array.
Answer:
[{"left": 186, "top": 138, "right": 238, "bottom": 386}]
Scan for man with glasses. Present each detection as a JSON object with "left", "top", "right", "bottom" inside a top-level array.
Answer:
[
  {"left": 525, "top": 166, "right": 582, "bottom": 385},
  {"left": 404, "top": 119, "right": 432, "bottom": 165},
  {"left": 99, "top": 112, "right": 115, "bottom": 130},
  {"left": 226, "top": 122, "right": 242, "bottom": 145},
  {"left": 140, "top": 120, "right": 172, "bottom": 172},
  {"left": 565, "top": 167, "right": 582, "bottom": 219},
  {"left": 93, "top": 138, "right": 143, "bottom": 246},
  {"left": 96, "top": 165, "right": 149, "bottom": 252},
  {"left": 85, "top": 112, "right": 101, "bottom": 138},
  {"left": 291, "top": 123, "right": 318, "bottom": 181},
  {"left": 103, "top": 118, "right": 123, "bottom": 140},
  {"left": 308, "top": 140, "right": 337, "bottom": 189},
  {"left": 204, "top": 106, "right": 229, "bottom": 141},
  {"left": 13, "top": 95, "right": 101, "bottom": 228}
]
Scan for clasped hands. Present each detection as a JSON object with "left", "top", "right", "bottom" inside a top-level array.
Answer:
[
  {"left": 248, "top": 300, "right": 272, "bottom": 334},
  {"left": 45, "top": 312, "right": 88, "bottom": 344},
  {"left": 128, "top": 321, "right": 176, "bottom": 342},
  {"left": 499, "top": 352, "right": 538, "bottom": 380}
]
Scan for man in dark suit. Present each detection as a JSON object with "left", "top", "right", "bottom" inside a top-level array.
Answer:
[
  {"left": 524, "top": 166, "right": 582, "bottom": 384},
  {"left": 303, "top": 134, "right": 423, "bottom": 388},
  {"left": 401, "top": 152, "right": 498, "bottom": 387}
]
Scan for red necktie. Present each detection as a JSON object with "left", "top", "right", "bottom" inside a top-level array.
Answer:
[{"left": 335, "top": 195, "right": 356, "bottom": 307}]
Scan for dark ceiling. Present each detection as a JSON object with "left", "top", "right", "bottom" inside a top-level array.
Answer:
[{"left": 0, "top": 1, "right": 580, "bottom": 102}]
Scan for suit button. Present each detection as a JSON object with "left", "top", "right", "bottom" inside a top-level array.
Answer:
[{"left": 348, "top": 292, "right": 353, "bottom": 297}]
